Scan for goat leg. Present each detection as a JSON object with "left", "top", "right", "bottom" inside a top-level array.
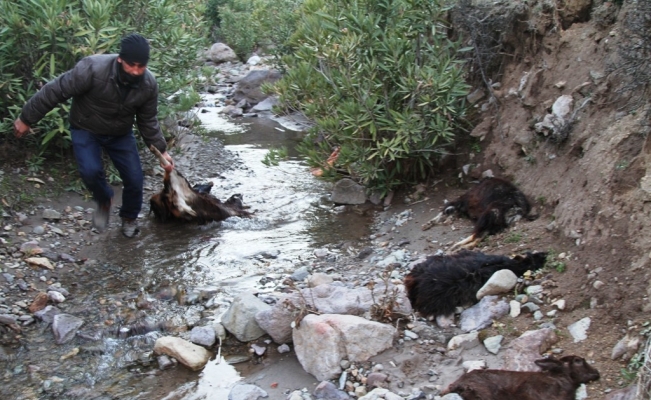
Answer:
[
  {"left": 150, "top": 144, "right": 198, "bottom": 217},
  {"left": 448, "top": 233, "right": 480, "bottom": 253},
  {"left": 422, "top": 211, "right": 444, "bottom": 231}
]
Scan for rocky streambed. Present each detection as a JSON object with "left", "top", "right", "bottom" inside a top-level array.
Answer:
[{"left": 0, "top": 52, "right": 638, "bottom": 400}]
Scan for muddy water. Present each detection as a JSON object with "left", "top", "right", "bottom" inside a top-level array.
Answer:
[{"left": 2, "top": 101, "right": 372, "bottom": 399}]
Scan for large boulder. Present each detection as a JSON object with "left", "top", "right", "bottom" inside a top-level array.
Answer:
[
  {"left": 255, "top": 283, "right": 411, "bottom": 344},
  {"left": 293, "top": 314, "right": 396, "bottom": 381},
  {"left": 232, "top": 69, "right": 282, "bottom": 106},
  {"left": 331, "top": 178, "right": 367, "bottom": 205},
  {"left": 221, "top": 293, "right": 271, "bottom": 342},
  {"left": 206, "top": 43, "right": 239, "bottom": 64},
  {"left": 503, "top": 328, "right": 559, "bottom": 371}
]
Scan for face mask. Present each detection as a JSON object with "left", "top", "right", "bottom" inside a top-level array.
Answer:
[{"left": 119, "top": 64, "right": 143, "bottom": 85}]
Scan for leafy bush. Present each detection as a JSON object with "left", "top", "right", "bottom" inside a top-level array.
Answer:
[
  {"left": 272, "top": 0, "right": 469, "bottom": 195},
  {"left": 0, "top": 0, "right": 209, "bottom": 157},
  {"left": 208, "top": 0, "right": 303, "bottom": 60}
]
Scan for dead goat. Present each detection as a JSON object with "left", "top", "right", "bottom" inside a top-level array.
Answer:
[
  {"left": 441, "top": 355, "right": 600, "bottom": 400},
  {"left": 403, "top": 249, "right": 546, "bottom": 318},
  {"left": 149, "top": 145, "right": 250, "bottom": 223},
  {"left": 424, "top": 177, "right": 538, "bottom": 251}
]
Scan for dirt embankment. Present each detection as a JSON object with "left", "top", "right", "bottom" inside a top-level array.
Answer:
[{"left": 433, "top": 0, "right": 651, "bottom": 396}]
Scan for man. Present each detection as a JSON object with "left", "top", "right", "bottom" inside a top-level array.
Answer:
[{"left": 14, "top": 33, "right": 174, "bottom": 238}]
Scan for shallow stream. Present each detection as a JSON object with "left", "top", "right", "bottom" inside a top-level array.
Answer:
[{"left": 3, "top": 98, "right": 373, "bottom": 399}]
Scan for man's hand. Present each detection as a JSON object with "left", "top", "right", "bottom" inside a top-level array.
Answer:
[
  {"left": 14, "top": 118, "right": 30, "bottom": 138},
  {"left": 161, "top": 151, "right": 175, "bottom": 173}
]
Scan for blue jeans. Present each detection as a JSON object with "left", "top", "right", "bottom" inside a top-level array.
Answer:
[{"left": 71, "top": 128, "right": 143, "bottom": 220}]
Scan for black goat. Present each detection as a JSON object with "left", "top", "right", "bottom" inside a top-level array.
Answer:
[
  {"left": 441, "top": 355, "right": 600, "bottom": 400},
  {"left": 444, "top": 177, "right": 538, "bottom": 251},
  {"left": 403, "top": 250, "right": 547, "bottom": 318}
]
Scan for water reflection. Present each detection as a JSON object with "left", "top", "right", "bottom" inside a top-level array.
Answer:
[{"left": 160, "top": 356, "right": 241, "bottom": 400}]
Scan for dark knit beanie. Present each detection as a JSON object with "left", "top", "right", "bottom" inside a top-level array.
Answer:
[{"left": 119, "top": 33, "right": 150, "bottom": 65}]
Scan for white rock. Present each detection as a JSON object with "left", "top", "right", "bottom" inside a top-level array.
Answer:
[
  {"left": 25, "top": 257, "right": 54, "bottom": 270},
  {"left": 47, "top": 291, "right": 66, "bottom": 303},
  {"left": 463, "top": 360, "right": 486, "bottom": 372},
  {"left": 153, "top": 336, "right": 212, "bottom": 371},
  {"left": 293, "top": 314, "right": 396, "bottom": 381},
  {"left": 509, "top": 300, "right": 521, "bottom": 317},
  {"left": 552, "top": 94, "right": 574, "bottom": 119},
  {"left": 483, "top": 335, "right": 503, "bottom": 354},
  {"left": 552, "top": 299, "right": 566, "bottom": 310},
  {"left": 476, "top": 270, "right": 518, "bottom": 300},
  {"left": 447, "top": 331, "right": 480, "bottom": 351},
  {"left": 568, "top": 317, "right": 591, "bottom": 343}
]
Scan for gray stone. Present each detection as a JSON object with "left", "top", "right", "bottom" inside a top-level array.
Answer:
[
  {"left": 314, "top": 380, "right": 351, "bottom": 399},
  {"left": 255, "top": 295, "right": 297, "bottom": 344},
  {"left": 0, "top": 314, "right": 17, "bottom": 325},
  {"left": 52, "top": 313, "right": 84, "bottom": 344},
  {"left": 291, "top": 267, "right": 310, "bottom": 281},
  {"left": 459, "top": 295, "right": 509, "bottom": 332},
  {"left": 308, "top": 272, "right": 334, "bottom": 288},
  {"left": 441, "top": 394, "right": 464, "bottom": 400},
  {"left": 232, "top": 69, "right": 282, "bottom": 105},
  {"left": 251, "top": 97, "right": 278, "bottom": 112},
  {"left": 603, "top": 385, "right": 638, "bottom": 400},
  {"left": 34, "top": 305, "right": 61, "bottom": 323},
  {"left": 447, "top": 331, "right": 480, "bottom": 351},
  {"left": 221, "top": 293, "right": 271, "bottom": 342},
  {"left": 157, "top": 355, "right": 175, "bottom": 370},
  {"left": 483, "top": 335, "right": 503, "bottom": 354},
  {"left": 503, "top": 328, "right": 559, "bottom": 371},
  {"left": 42, "top": 209, "right": 61, "bottom": 220},
  {"left": 228, "top": 383, "right": 268, "bottom": 400},
  {"left": 331, "top": 178, "right": 366, "bottom": 205},
  {"left": 207, "top": 43, "right": 238, "bottom": 63},
  {"left": 190, "top": 325, "right": 217, "bottom": 347},
  {"left": 20, "top": 241, "right": 42, "bottom": 254}
]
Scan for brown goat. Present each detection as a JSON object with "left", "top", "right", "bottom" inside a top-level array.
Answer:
[
  {"left": 441, "top": 355, "right": 600, "bottom": 400},
  {"left": 149, "top": 145, "right": 250, "bottom": 223},
  {"left": 443, "top": 177, "right": 538, "bottom": 251}
]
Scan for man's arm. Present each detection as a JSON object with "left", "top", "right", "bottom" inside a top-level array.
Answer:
[{"left": 18, "top": 58, "right": 94, "bottom": 129}]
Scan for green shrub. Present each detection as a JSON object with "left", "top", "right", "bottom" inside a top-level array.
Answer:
[
  {"left": 0, "top": 0, "right": 209, "bottom": 156},
  {"left": 208, "top": 0, "right": 303, "bottom": 60},
  {"left": 273, "top": 0, "right": 469, "bottom": 195}
]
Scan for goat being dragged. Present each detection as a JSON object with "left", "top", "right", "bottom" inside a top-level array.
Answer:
[
  {"left": 423, "top": 177, "right": 538, "bottom": 251},
  {"left": 149, "top": 145, "right": 251, "bottom": 223},
  {"left": 404, "top": 249, "right": 547, "bottom": 318},
  {"left": 441, "top": 355, "right": 600, "bottom": 400}
]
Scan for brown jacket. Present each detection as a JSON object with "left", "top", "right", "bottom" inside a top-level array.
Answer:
[{"left": 19, "top": 54, "right": 167, "bottom": 152}]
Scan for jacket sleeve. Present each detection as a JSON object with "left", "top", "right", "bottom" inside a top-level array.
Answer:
[
  {"left": 19, "top": 58, "right": 94, "bottom": 126},
  {"left": 135, "top": 79, "right": 167, "bottom": 153}
]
